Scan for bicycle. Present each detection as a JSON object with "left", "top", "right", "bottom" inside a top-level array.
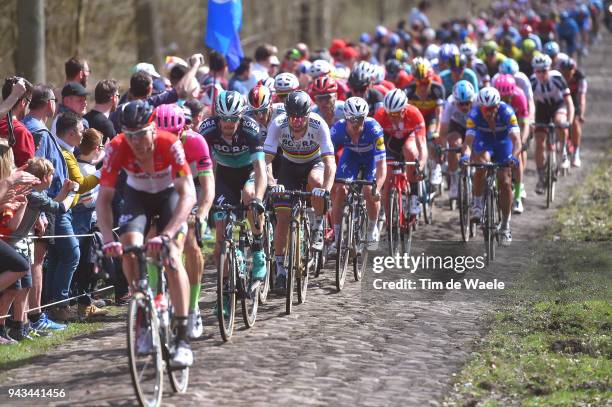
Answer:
[
  {"left": 334, "top": 179, "right": 377, "bottom": 291},
  {"left": 540, "top": 122, "right": 571, "bottom": 208},
  {"left": 122, "top": 244, "right": 189, "bottom": 407},
  {"left": 463, "top": 162, "right": 509, "bottom": 264},
  {"left": 438, "top": 145, "right": 463, "bottom": 210},
  {"left": 258, "top": 191, "right": 276, "bottom": 304},
  {"left": 272, "top": 190, "right": 319, "bottom": 315},
  {"left": 457, "top": 163, "right": 475, "bottom": 242},
  {"left": 212, "top": 204, "right": 260, "bottom": 342},
  {"left": 386, "top": 161, "right": 419, "bottom": 257}
]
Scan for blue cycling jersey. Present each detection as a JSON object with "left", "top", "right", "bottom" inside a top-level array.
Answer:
[{"left": 466, "top": 101, "right": 519, "bottom": 139}]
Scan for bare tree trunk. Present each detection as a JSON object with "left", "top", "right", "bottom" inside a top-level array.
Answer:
[
  {"left": 299, "top": 0, "right": 311, "bottom": 45},
  {"left": 135, "top": 0, "right": 162, "bottom": 67},
  {"left": 17, "top": 0, "right": 45, "bottom": 83}
]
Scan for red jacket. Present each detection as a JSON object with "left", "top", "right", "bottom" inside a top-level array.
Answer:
[{"left": 0, "top": 116, "right": 35, "bottom": 167}]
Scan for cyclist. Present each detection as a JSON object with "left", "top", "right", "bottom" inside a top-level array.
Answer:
[
  {"left": 517, "top": 38, "right": 540, "bottom": 77},
  {"left": 330, "top": 97, "right": 386, "bottom": 251},
  {"left": 492, "top": 74, "right": 529, "bottom": 214},
  {"left": 385, "top": 59, "right": 412, "bottom": 89},
  {"left": 557, "top": 10, "right": 581, "bottom": 59},
  {"left": 439, "top": 80, "right": 476, "bottom": 200},
  {"left": 438, "top": 43, "right": 459, "bottom": 73},
  {"left": 480, "top": 40, "right": 506, "bottom": 77},
  {"left": 97, "top": 100, "right": 197, "bottom": 367},
  {"left": 559, "top": 58, "right": 586, "bottom": 167},
  {"left": 460, "top": 42, "right": 490, "bottom": 88},
  {"left": 264, "top": 91, "right": 336, "bottom": 292},
  {"left": 460, "top": 87, "right": 521, "bottom": 246},
  {"left": 273, "top": 72, "right": 300, "bottom": 108},
  {"left": 309, "top": 76, "right": 345, "bottom": 128},
  {"left": 345, "top": 68, "right": 384, "bottom": 117},
  {"left": 154, "top": 104, "right": 214, "bottom": 339},
  {"left": 440, "top": 53, "right": 479, "bottom": 98},
  {"left": 374, "top": 89, "right": 428, "bottom": 219},
  {"left": 404, "top": 57, "right": 445, "bottom": 187},
  {"left": 198, "top": 91, "right": 267, "bottom": 313},
  {"left": 530, "top": 54, "right": 574, "bottom": 195},
  {"left": 245, "top": 84, "right": 274, "bottom": 142}
]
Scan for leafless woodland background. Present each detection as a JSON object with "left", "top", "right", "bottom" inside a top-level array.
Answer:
[{"left": 0, "top": 0, "right": 486, "bottom": 88}]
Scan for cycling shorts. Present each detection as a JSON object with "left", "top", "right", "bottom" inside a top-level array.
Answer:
[
  {"left": 213, "top": 165, "right": 255, "bottom": 221},
  {"left": 448, "top": 121, "right": 467, "bottom": 139},
  {"left": 336, "top": 152, "right": 376, "bottom": 182},
  {"left": 385, "top": 136, "right": 417, "bottom": 162},
  {"left": 535, "top": 101, "right": 567, "bottom": 129},
  {"left": 472, "top": 134, "right": 513, "bottom": 164},
  {"left": 118, "top": 185, "right": 184, "bottom": 237},
  {"left": 274, "top": 157, "right": 324, "bottom": 209}
]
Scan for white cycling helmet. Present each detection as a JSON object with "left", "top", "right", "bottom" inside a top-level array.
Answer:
[
  {"left": 215, "top": 90, "right": 246, "bottom": 117},
  {"left": 259, "top": 77, "right": 276, "bottom": 93},
  {"left": 353, "top": 60, "right": 376, "bottom": 79},
  {"left": 372, "top": 65, "right": 386, "bottom": 84},
  {"left": 460, "top": 43, "right": 477, "bottom": 58},
  {"left": 274, "top": 72, "right": 300, "bottom": 94},
  {"left": 344, "top": 97, "right": 369, "bottom": 118},
  {"left": 425, "top": 44, "right": 440, "bottom": 61},
  {"left": 476, "top": 87, "right": 501, "bottom": 107},
  {"left": 308, "top": 59, "right": 332, "bottom": 78},
  {"left": 383, "top": 88, "right": 408, "bottom": 113},
  {"left": 532, "top": 54, "right": 552, "bottom": 70}
]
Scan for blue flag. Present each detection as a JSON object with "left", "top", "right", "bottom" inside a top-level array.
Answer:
[{"left": 205, "top": 0, "right": 244, "bottom": 71}]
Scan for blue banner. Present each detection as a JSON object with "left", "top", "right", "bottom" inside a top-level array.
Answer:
[{"left": 205, "top": 0, "right": 244, "bottom": 71}]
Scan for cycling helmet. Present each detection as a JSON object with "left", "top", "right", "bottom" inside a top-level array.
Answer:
[
  {"left": 310, "top": 76, "right": 338, "bottom": 96},
  {"left": 559, "top": 10, "right": 571, "bottom": 20},
  {"left": 308, "top": 59, "right": 332, "bottom": 78},
  {"left": 424, "top": 44, "right": 440, "bottom": 61},
  {"left": 532, "top": 54, "right": 552, "bottom": 70},
  {"left": 258, "top": 77, "right": 276, "bottom": 93},
  {"left": 248, "top": 85, "right": 272, "bottom": 110},
  {"left": 372, "top": 65, "right": 386, "bottom": 84},
  {"left": 385, "top": 59, "right": 402, "bottom": 77},
  {"left": 493, "top": 74, "right": 516, "bottom": 97},
  {"left": 215, "top": 90, "right": 245, "bottom": 117},
  {"left": 460, "top": 43, "right": 477, "bottom": 58},
  {"left": 354, "top": 61, "right": 376, "bottom": 79},
  {"left": 559, "top": 57, "right": 577, "bottom": 71},
  {"left": 448, "top": 53, "right": 467, "bottom": 71},
  {"left": 453, "top": 80, "right": 476, "bottom": 103},
  {"left": 155, "top": 103, "right": 185, "bottom": 133},
  {"left": 344, "top": 97, "right": 369, "bottom": 118},
  {"left": 423, "top": 28, "right": 436, "bottom": 42},
  {"left": 499, "top": 58, "right": 519, "bottom": 75},
  {"left": 359, "top": 32, "right": 371, "bottom": 43},
  {"left": 543, "top": 41, "right": 560, "bottom": 57},
  {"left": 555, "top": 52, "right": 569, "bottom": 66},
  {"left": 348, "top": 69, "right": 371, "bottom": 89},
  {"left": 438, "top": 43, "right": 460, "bottom": 62},
  {"left": 482, "top": 40, "right": 498, "bottom": 56},
  {"left": 120, "top": 100, "right": 155, "bottom": 129},
  {"left": 412, "top": 57, "right": 432, "bottom": 80},
  {"left": 383, "top": 88, "right": 407, "bottom": 113},
  {"left": 389, "top": 33, "right": 400, "bottom": 47},
  {"left": 284, "top": 90, "right": 311, "bottom": 117},
  {"left": 274, "top": 72, "right": 300, "bottom": 94},
  {"left": 375, "top": 25, "right": 388, "bottom": 40},
  {"left": 476, "top": 87, "right": 501, "bottom": 107},
  {"left": 520, "top": 24, "right": 533, "bottom": 36},
  {"left": 522, "top": 38, "right": 537, "bottom": 54}
]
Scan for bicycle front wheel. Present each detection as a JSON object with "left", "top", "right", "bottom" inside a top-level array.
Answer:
[
  {"left": 259, "top": 216, "right": 273, "bottom": 304},
  {"left": 297, "top": 217, "right": 311, "bottom": 304},
  {"left": 240, "top": 239, "right": 258, "bottom": 329},
  {"left": 127, "top": 292, "right": 163, "bottom": 407},
  {"left": 217, "top": 241, "right": 236, "bottom": 341},
  {"left": 285, "top": 223, "right": 297, "bottom": 315},
  {"left": 387, "top": 189, "right": 400, "bottom": 256},
  {"left": 485, "top": 190, "right": 497, "bottom": 264},
  {"left": 353, "top": 203, "right": 367, "bottom": 281},
  {"left": 458, "top": 171, "right": 471, "bottom": 242},
  {"left": 336, "top": 204, "right": 351, "bottom": 291}
]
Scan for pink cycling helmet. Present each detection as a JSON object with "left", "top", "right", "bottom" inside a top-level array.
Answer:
[
  {"left": 493, "top": 74, "right": 516, "bottom": 98},
  {"left": 154, "top": 103, "right": 185, "bottom": 133}
]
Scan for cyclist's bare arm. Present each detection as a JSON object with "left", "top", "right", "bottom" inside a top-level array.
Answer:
[
  {"left": 264, "top": 153, "right": 277, "bottom": 186},
  {"left": 252, "top": 159, "right": 267, "bottom": 201},
  {"left": 163, "top": 176, "right": 196, "bottom": 238},
  {"left": 439, "top": 120, "right": 450, "bottom": 140},
  {"left": 564, "top": 93, "right": 575, "bottom": 125},
  {"left": 96, "top": 186, "right": 116, "bottom": 244},
  {"left": 321, "top": 155, "right": 337, "bottom": 191},
  {"left": 196, "top": 174, "right": 214, "bottom": 219},
  {"left": 509, "top": 129, "right": 522, "bottom": 158},
  {"left": 375, "top": 159, "right": 387, "bottom": 194}
]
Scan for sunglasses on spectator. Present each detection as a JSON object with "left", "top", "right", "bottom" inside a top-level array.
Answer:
[
  {"left": 219, "top": 115, "right": 241, "bottom": 123},
  {"left": 123, "top": 124, "right": 153, "bottom": 139}
]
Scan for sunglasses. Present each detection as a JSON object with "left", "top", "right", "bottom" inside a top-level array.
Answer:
[
  {"left": 251, "top": 108, "right": 269, "bottom": 116},
  {"left": 388, "top": 111, "right": 403, "bottom": 118},
  {"left": 416, "top": 79, "right": 431, "bottom": 86},
  {"left": 346, "top": 116, "right": 365, "bottom": 124},
  {"left": 314, "top": 94, "right": 334, "bottom": 101},
  {"left": 534, "top": 69, "right": 548, "bottom": 74},
  {"left": 458, "top": 101, "right": 472, "bottom": 107},
  {"left": 480, "top": 105, "right": 498, "bottom": 113},
  {"left": 351, "top": 86, "right": 368, "bottom": 93},
  {"left": 218, "top": 115, "right": 241, "bottom": 123},
  {"left": 123, "top": 124, "right": 153, "bottom": 139},
  {"left": 288, "top": 115, "right": 308, "bottom": 124}
]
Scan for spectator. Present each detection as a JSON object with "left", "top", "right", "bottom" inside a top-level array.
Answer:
[
  {"left": 64, "top": 56, "right": 90, "bottom": 88},
  {"left": 23, "top": 84, "right": 57, "bottom": 149},
  {"left": 183, "top": 99, "right": 205, "bottom": 130},
  {"left": 83, "top": 79, "right": 119, "bottom": 144},
  {"left": 0, "top": 78, "right": 28, "bottom": 117},
  {"left": 44, "top": 112, "right": 88, "bottom": 322},
  {"left": 409, "top": 1, "right": 431, "bottom": 29},
  {"left": 0, "top": 77, "right": 35, "bottom": 167},
  {"left": 228, "top": 57, "right": 253, "bottom": 95},
  {"left": 72, "top": 128, "right": 107, "bottom": 319},
  {"left": 51, "top": 82, "right": 90, "bottom": 137},
  {"left": 0, "top": 158, "right": 76, "bottom": 341},
  {"left": 131, "top": 62, "right": 166, "bottom": 96},
  {"left": 252, "top": 45, "right": 274, "bottom": 82}
]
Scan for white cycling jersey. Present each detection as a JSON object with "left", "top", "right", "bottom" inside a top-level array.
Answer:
[
  {"left": 441, "top": 95, "right": 470, "bottom": 127},
  {"left": 530, "top": 70, "right": 570, "bottom": 105},
  {"left": 264, "top": 111, "right": 335, "bottom": 164}
]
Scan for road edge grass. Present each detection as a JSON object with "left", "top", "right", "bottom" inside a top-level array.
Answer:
[{"left": 443, "top": 155, "right": 612, "bottom": 406}]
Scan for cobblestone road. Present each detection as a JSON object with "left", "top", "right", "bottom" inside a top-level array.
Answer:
[{"left": 1, "top": 33, "right": 611, "bottom": 407}]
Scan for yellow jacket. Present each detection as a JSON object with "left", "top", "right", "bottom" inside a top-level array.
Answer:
[{"left": 60, "top": 148, "right": 99, "bottom": 208}]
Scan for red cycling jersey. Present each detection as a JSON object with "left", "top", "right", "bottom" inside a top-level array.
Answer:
[
  {"left": 373, "top": 105, "right": 426, "bottom": 141},
  {"left": 100, "top": 130, "right": 191, "bottom": 193}
]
